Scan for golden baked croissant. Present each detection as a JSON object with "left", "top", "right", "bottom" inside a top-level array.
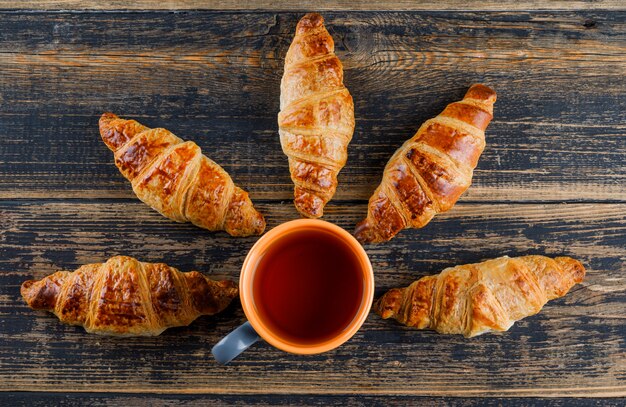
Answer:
[
  {"left": 278, "top": 13, "right": 355, "bottom": 218},
  {"left": 21, "top": 256, "right": 238, "bottom": 336},
  {"left": 99, "top": 113, "right": 265, "bottom": 236},
  {"left": 375, "top": 255, "right": 585, "bottom": 337},
  {"left": 355, "top": 84, "right": 496, "bottom": 243}
]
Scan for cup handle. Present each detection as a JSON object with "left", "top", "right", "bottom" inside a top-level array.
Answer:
[{"left": 212, "top": 321, "right": 261, "bottom": 364}]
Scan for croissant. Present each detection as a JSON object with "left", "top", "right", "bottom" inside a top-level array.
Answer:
[
  {"left": 20, "top": 256, "right": 239, "bottom": 336},
  {"left": 99, "top": 113, "right": 265, "bottom": 236},
  {"left": 355, "top": 84, "right": 497, "bottom": 243},
  {"left": 375, "top": 255, "right": 585, "bottom": 337},
  {"left": 278, "top": 13, "right": 355, "bottom": 218}
]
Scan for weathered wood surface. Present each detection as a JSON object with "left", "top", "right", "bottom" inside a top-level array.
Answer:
[
  {"left": 1, "top": 202, "right": 624, "bottom": 396},
  {"left": 3, "top": 393, "right": 626, "bottom": 407},
  {"left": 0, "top": 12, "right": 625, "bottom": 201},
  {"left": 1, "top": 1, "right": 625, "bottom": 11},
  {"left": 0, "top": 7, "right": 624, "bottom": 403}
]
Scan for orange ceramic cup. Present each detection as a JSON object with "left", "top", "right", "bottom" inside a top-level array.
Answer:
[{"left": 212, "top": 219, "right": 374, "bottom": 363}]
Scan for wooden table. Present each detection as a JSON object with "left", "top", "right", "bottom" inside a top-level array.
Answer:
[{"left": 1, "top": 1, "right": 624, "bottom": 405}]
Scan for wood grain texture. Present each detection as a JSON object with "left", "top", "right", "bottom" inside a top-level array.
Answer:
[
  {"left": 0, "top": 1, "right": 624, "bottom": 11},
  {"left": 2, "top": 392, "right": 626, "bottom": 407},
  {"left": 1, "top": 201, "right": 624, "bottom": 396},
  {"left": 0, "top": 11, "right": 625, "bottom": 201}
]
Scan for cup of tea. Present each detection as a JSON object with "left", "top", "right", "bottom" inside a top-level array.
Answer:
[{"left": 212, "top": 219, "right": 374, "bottom": 364}]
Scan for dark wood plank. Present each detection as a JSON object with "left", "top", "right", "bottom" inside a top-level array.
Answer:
[
  {"left": 0, "top": 0, "right": 624, "bottom": 11},
  {"left": 1, "top": 200, "right": 624, "bottom": 396},
  {"left": 2, "top": 392, "right": 625, "bottom": 407},
  {"left": 0, "top": 11, "right": 624, "bottom": 201}
]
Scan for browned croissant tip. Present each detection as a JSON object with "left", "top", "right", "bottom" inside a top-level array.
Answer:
[
  {"left": 20, "top": 279, "right": 35, "bottom": 300},
  {"left": 293, "top": 188, "right": 325, "bottom": 219},
  {"left": 20, "top": 274, "right": 65, "bottom": 311},
  {"left": 465, "top": 84, "right": 497, "bottom": 104},
  {"left": 297, "top": 13, "right": 325, "bottom": 34},
  {"left": 245, "top": 212, "right": 267, "bottom": 235},
  {"left": 354, "top": 220, "right": 382, "bottom": 244},
  {"left": 223, "top": 188, "right": 267, "bottom": 236},
  {"left": 100, "top": 112, "right": 118, "bottom": 122},
  {"left": 99, "top": 112, "right": 120, "bottom": 131},
  {"left": 177, "top": 270, "right": 239, "bottom": 316},
  {"left": 98, "top": 112, "right": 135, "bottom": 152},
  {"left": 219, "top": 279, "right": 240, "bottom": 299},
  {"left": 374, "top": 288, "right": 404, "bottom": 319},
  {"left": 555, "top": 256, "right": 586, "bottom": 283}
]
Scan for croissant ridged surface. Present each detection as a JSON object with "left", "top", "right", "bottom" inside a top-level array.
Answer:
[
  {"left": 99, "top": 113, "right": 265, "bottom": 236},
  {"left": 21, "top": 256, "right": 239, "bottom": 336},
  {"left": 278, "top": 13, "right": 355, "bottom": 218},
  {"left": 355, "top": 84, "right": 496, "bottom": 243},
  {"left": 375, "top": 255, "right": 585, "bottom": 337}
]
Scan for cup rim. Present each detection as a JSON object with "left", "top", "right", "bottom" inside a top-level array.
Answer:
[{"left": 239, "top": 219, "right": 374, "bottom": 355}]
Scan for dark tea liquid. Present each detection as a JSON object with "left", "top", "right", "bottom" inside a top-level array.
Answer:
[{"left": 252, "top": 228, "right": 364, "bottom": 345}]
